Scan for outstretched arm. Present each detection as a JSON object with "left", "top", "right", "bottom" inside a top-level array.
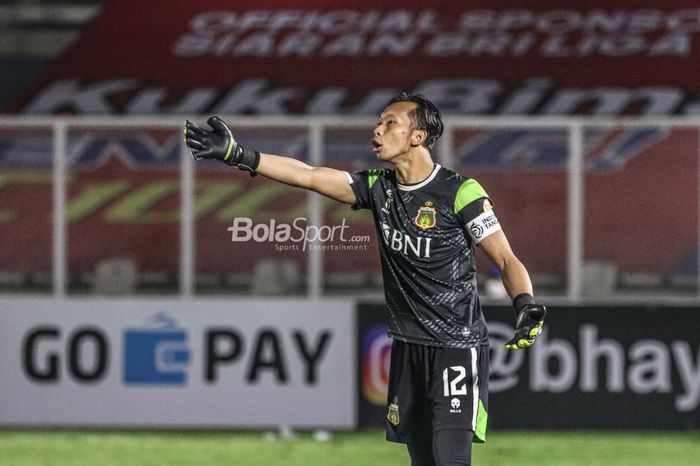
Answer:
[
  {"left": 184, "top": 116, "right": 356, "bottom": 205},
  {"left": 257, "top": 153, "right": 356, "bottom": 205}
]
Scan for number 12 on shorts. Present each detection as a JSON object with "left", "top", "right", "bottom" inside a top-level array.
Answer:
[{"left": 442, "top": 366, "right": 468, "bottom": 396}]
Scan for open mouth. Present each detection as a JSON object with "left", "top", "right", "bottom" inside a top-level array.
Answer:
[{"left": 372, "top": 139, "right": 382, "bottom": 152}]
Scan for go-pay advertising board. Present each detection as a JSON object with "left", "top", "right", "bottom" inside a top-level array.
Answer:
[{"left": 0, "top": 299, "right": 356, "bottom": 428}]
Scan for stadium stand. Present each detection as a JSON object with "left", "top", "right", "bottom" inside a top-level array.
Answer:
[{"left": 0, "top": 0, "right": 104, "bottom": 108}]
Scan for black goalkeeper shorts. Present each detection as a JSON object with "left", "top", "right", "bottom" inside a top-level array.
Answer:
[{"left": 385, "top": 340, "right": 489, "bottom": 444}]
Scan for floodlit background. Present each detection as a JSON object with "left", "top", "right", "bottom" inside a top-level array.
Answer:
[{"left": 0, "top": 1, "right": 698, "bottom": 465}]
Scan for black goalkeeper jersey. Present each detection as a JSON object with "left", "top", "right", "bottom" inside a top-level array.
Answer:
[{"left": 347, "top": 164, "right": 502, "bottom": 348}]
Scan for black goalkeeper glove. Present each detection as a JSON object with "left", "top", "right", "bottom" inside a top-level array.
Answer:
[
  {"left": 184, "top": 116, "right": 260, "bottom": 176},
  {"left": 505, "top": 293, "right": 547, "bottom": 350}
]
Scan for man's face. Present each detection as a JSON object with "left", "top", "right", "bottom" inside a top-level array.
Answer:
[{"left": 372, "top": 101, "right": 423, "bottom": 162}]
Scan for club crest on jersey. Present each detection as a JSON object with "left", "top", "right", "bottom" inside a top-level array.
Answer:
[{"left": 414, "top": 201, "right": 437, "bottom": 230}]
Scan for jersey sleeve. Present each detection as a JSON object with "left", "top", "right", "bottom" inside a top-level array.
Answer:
[
  {"left": 346, "top": 169, "right": 383, "bottom": 210},
  {"left": 454, "top": 179, "right": 502, "bottom": 244}
]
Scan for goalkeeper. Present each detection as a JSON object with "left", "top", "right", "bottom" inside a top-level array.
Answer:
[{"left": 184, "top": 92, "right": 546, "bottom": 466}]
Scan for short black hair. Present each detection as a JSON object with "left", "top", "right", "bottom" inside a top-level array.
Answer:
[{"left": 387, "top": 92, "right": 444, "bottom": 150}]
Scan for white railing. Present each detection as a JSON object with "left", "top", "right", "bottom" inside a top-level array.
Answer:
[{"left": 1, "top": 115, "right": 699, "bottom": 302}]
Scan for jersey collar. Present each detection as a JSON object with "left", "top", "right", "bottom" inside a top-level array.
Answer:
[{"left": 397, "top": 164, "right": 441, "bottom": 191}]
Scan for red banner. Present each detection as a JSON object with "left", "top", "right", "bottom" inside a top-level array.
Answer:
[{"left": 7, "top": 0, "right": 700, "bottom": 115}]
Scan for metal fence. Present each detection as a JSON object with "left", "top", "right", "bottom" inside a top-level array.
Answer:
[{"left": 0, "top": 115, "right": 698, "bottom": 302}]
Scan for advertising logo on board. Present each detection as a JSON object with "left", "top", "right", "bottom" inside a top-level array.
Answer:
[{"left": 123, "top": 312, "right": 191, "bottom": 385}]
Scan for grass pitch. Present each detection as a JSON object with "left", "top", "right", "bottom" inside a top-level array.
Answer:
[{"left": 0, "top": 429, "right": 698, "bottom": 466}]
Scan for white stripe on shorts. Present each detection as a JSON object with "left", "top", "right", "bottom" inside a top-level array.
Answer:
[{"left": 470, "top": 347, "right": 479, "bottom": 431}]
